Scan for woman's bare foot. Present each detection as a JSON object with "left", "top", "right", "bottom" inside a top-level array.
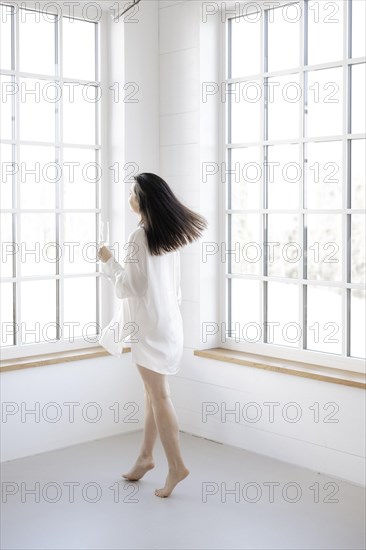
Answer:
[
  {"left": 122, "top": 457, "right": 155, "bottom": 481},
  {"left": 155, "top": 465, "right": 190, "bottom": 497}
]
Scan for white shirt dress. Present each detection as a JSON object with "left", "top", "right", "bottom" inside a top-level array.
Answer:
[{"left": 99, "top": 226, "right": 184, "bottom": 375}]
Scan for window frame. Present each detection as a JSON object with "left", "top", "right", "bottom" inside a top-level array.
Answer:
[
  {"left": 219, "top": 0, "right": 366, "bottom": 374},
  {"left": 0, "top": 1, "right": 110, "bottom": 360}
]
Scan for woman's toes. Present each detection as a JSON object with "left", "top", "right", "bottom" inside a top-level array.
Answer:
[
  {"left": 155, "top": 488, "right": 168, "bottom": 498},
  {"left": 154, "top": 467, "right": 190, "bottom": 497},
  {"left": 122, "top": 459, "right": 155, "bottom": 481}
]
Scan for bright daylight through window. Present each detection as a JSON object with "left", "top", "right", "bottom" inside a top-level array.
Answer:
[
  {"left": 0, "top": 3, "right": 103, "bottom": 359},
  {"left": 224, "top": 0, "right": 365, "bottom": 371}
]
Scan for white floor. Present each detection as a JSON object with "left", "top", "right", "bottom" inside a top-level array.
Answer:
[{"left": 1, "top": 431, "right": 365, "bottom": 550}]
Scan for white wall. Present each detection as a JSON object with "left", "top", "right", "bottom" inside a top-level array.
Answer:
[{"left": 1, "top": 357, "right": 144, "bottom": 462}]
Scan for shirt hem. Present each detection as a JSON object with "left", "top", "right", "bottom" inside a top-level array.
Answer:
[{"left": 132, "top": 359, "right": 181, "bottom": 375}]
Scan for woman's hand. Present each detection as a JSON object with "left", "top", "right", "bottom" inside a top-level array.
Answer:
[{"left": 97, "top": 245, "right": 113, "bottom": 263}]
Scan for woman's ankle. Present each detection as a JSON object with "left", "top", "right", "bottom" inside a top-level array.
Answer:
[
  {"left": 168, "top": 460, "right": 187, "bottom": 472},
  {"left": 138, "top": 452, "right": 154, "bottom": 462}
]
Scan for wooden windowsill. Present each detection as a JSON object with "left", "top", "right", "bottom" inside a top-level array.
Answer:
[
  {"left": 0, "top": 346, "right": 131, "bottom": 373},
  {"left": 193, "top": 347, "right": 366, "bottom": 389},
  {"left": 1, "top": 345, "right": 364, "bottom": 388}
]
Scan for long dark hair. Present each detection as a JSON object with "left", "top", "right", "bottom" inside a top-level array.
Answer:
[{"left": 133, "top": 172, "right": 208, "bottom": 256}]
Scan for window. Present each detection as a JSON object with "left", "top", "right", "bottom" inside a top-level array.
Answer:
[
  {"left": 222, "top": 0, "right": 365, "bottom": 372},
  {"left": 0, "top": 2, "right": 108, "bottom": 359}
]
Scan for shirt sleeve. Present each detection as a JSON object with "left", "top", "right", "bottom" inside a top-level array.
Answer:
[
  {"left": 175, "top": 250, "right": 182, "bottom": 306},
  {"left": 100, "top": 230, "right": 147, "bottom": 300}
]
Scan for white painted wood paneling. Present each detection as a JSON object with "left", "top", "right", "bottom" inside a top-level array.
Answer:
[
  {"left": 159, "top": 48, "right": 200, "bottom": 115},
  {"left": 159, "top": 0, "right": 199, "bottom": 53}
]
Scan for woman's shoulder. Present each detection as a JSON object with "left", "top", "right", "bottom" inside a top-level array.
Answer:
[
  {"left": 127, "top": 227, "right": 148, "bottom": 256},
  {"left": 128, "top": 227, "right": 182, "bottom": 257},
  {"left": 128, "top": 226, "right": 145, "bottom": 242}
]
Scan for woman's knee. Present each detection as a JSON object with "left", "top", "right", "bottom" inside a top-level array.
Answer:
[
  {"left": 137, "top": 364, "right": 170, "bottom": 402},
  {"left": 149, "top": 387, "right": 171, "bottom": 405}
]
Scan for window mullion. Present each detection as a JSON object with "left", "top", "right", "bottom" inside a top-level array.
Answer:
[
  {"left": 225, "top": 18, "right": 230, "bottom": 341},
  {"left": 226, "top": 18, "right": 231, "bottom": 337},
  {"left": 262, "top": 8, "right": 268, "bottom": 344},
  {"left": 343, "top": 0, "right": 351, "bottom": 358},
  {"left": 58, "top": 12, "right": 64, "bottom": 344},
  {"left": 8, "top": 3, "right": 16, "bottom": 346},
  {"left": 96, "top": 18, "right": 101, "bottom": 335},
  {"left": 303, "top": 0, "right": 310, "bottom": 352},
  {"left": 14, "top": 4, "right": 21, "bottom": 347},
  {"left": 300, "top": 0, "right": 306, "bottom": 352},
  {"left": 54, "top": 9, "right": 60, "bottom": 341},
  {"left": 96, "top": 22, "right": 99, "bottom": 333}
]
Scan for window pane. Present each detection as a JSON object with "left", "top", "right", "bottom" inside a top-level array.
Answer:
[
  {"left": 19, "top": 8, "right": 56, "bottom": 75},
  {"left": 19, "top": 145, "right": 57, "bottom": 209},
  {"left": 267, "top": 144, "right": 300, "bottom": 209},
  {"left": 307, "top": 0, "right": 343, "bottom": 65},
  {"left": 307, "top": 67, "right": 343, "bottom": 138},
  {"left": 20, "top": 214, "right": 56, "bottom": 276},
  {"left": 231, "top": 279, "right": 261, "bottom": 342},
  {"left": 63, "top": 277, "right": 97, "bottom": 340},
  {"left": 19, "top": 78, "right": 56, "bottom": 142},
  {"left": 231, "top": 14, "right": 260, "bottom": 78},
  {"left": 0, "top": 4, "right": 12, "bottom": 70},
  {"left": 267, "top": 281, "right": 299, "bottom": 348},
  {"left": 226, "top": 2, "right": 363, "bottom": 364},
  {"left": 230, "top": 147, "right": 261, "bottom": 209},
  {"left": 350, "top": 289, "right": 366, "bottom": 359},
  {"left": 305, "top": 141, "right": 343, "bottom": 209},
  {"left": 267, "top": 214, "right": 299, "bottom": 279},
  {"left": 230, "top": 214, "right": 261, "bottom": 276},
  {"left": 63, "top": 148, "right": 99, "bottom": 209},
  {"left": 0, "top": 213, "right": 13, "bottom": 278},
  {"left": 267, "top": 73, "right": 300, "bottom": 141},
  {"left": 230, "top": 81, "right": 261, "bottom": 144},
  {"left": 352, "top": 0, "right": 366, "bottom": 58},
  {"left": 351, "top": 214, "right": 365, "bottom": 284},
  {"left": 351, "top": 63, "right": 366, "bottom": 134},
  {"left": 306, "top": 214, "right": 342, "bottom": 282},
  {"left": 0, "top": 282, "right": 13, "bottom": 347},
  {"left": 0, "top": 143, "right": 13, "bottom": 209},
  {"left": 63, "top": 213, "right": 96, "bottom": 274},
  {"left": 63, "top": 17, "right": 96, "bottom": 81},
  {"left": 307, "top": 285, "right": 342, "bottom": 355},
  {"left": 267, "top": 5, "right": 300, "bottom": 72},
  {"left": 351, "top": 139, "right": 365, "bottom": 209},
  {"left": 63, "top": 83, "right": 97, "bottom": 145},
  {"left": 0, "top": 74, "right": 13, "bottom": 140},
  {"left": 20, "top": 279, "right": 56, "bottom": 344}
]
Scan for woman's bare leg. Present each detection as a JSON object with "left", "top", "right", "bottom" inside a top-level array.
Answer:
[
  {"left": 121, "top": 386, "right": 157, "bottom": 480},
  {"left": 136, "top": 364, "right": 189, "bottom": 497}
]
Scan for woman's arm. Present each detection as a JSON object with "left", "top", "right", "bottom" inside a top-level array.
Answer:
[{"left": 100, "top": 231, "right": 147, "bottom": 299}]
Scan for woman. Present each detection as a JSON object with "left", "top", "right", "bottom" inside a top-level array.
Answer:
[{"left": 97, "top": 173, "right": 208, "bottom": 498}]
